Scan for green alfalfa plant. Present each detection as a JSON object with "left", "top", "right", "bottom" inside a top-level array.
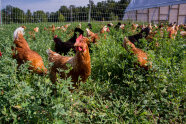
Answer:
[{"left": 0, "top": 22, "right": 185, "bottom": 123}]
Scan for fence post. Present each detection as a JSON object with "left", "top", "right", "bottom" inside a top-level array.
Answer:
[
  {"left": 0, "top": 0, "right": 2, "bottom": 25},
  {"left": 88, "top": 0, "right": 91, "bottom": 23},
  {"left": 177, "top": 4, "right": 180, "bottom": 24},
  {"left": 147, "top": 8, "right": 149, "bottom": 23},
  {"left": 70, "top": 6, "right": 73, "bottom": 22},
  {"left": 167, "top": 5, "right": 171, "bottom": 23},
  {"left": 158, "top": 7, "right": 160, "bottom": 24}
]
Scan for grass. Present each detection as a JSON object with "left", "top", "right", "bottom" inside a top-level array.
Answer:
[{"left": 0, "top": 22, "right": 185, "bottom": 123}]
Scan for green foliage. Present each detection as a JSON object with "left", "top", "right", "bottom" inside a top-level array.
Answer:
[
  {"left": 33, "top": 11, "right": 47, "bottom": 23},
  {"left": 58, "top": 13, "right": 65, "bottom": 22},
  {"left": 1, "top": 0, "right": 129, "bottom": 24},
  {"left": 26, "top": 10, "right": 32, "bottom": 23},
  {"left": 2, "top": 6, "right": 26, "bottom": 24},
  {"left": 0, "top": 22, "right": 185, "bottom": 123},
  {"left": 11, "top": 7, "right": 26, "bottom": 23},
  {"left": 110, "top": 12, "right": 119, "bottom": 21}
]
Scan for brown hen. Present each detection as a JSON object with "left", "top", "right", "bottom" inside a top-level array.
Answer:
[
  {"left": 47, "top": 34, "right": 91, "bottom": 90},
  {"left": 167, "top": 24, "right": 179, "bottom": 39},
  {"left": 86, "top": 28, "right": 99, "bottom": 43},
  {"left": 12, "top": 27, "right": 47, "bottom": 75},
  {"left": 123, "top": 37, "right": 152, "bottom": 70}
]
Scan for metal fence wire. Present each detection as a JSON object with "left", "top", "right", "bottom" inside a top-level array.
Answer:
[
  {"left": 0, "top": 0, "right": 130, "bottom": 25},
  {"left": 1, "top": 0, "right": 185, "bottom": 25}
]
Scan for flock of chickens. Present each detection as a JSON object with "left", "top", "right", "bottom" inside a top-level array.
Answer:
[{"left": 1, "top": 21, "right": 185, "bottom": 91}]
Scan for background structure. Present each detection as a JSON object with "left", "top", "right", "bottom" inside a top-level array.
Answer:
[
  {"left": 1, "top": 0, "right": 186, "bottom": 25},
  {"left": 123, "top": 0, "right": 186, "bottom": 24}
]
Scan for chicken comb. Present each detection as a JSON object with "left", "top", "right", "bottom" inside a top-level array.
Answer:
[
  {"left": 46, "top": 49, "right": 52, "bottom": 55},
  {"left": 76, "top": 34, "right": 83, "bottom": 42},
  {"left": 54, "top": 35, "right": 58, "bottom": 38},
  {"left": 107, "top": 27, "right": 110, "bottom": 32}
]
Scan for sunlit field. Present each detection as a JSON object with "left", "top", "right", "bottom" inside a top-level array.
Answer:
[{"left": 0, "top": 22, "right": 185, "bottom": 123}]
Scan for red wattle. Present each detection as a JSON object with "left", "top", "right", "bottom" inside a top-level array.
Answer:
[
  {"left": 76, "top": 46, "right": 82, "bottom": 51},
  {"left": 54, "top": 35, "right": 58, "bottom": 38},
  {"left": 78, "top": 47, "right": 82, "bottom": 51}
]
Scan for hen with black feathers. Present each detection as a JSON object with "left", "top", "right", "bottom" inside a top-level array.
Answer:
[
  {"left": 114, "top": 22, "right": 121, "bottom": 30},
  {"left": 128, "top": 27, "right": 150, "bottom": 44},
  {"left": 87, "top": 23, "right": 92, "bottom": 30},
  {"left": 53, "top": 28, "right": 84, "bottom": 55}
]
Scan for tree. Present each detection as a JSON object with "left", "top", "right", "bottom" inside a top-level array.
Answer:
[
  {"left": 110, "top": 12, "right": 116, "bottom": 21},
  {"left": 48, "top": 12, "right": 58, "bottom": 22},
  {"left": 58, "top": 13, "right": 65, "bottom": 22},
  {"left": 119, "top": 0, "right": 131, "bottom": 4},
  {"left": 59, "top": 6, "right": 69, "bottom": 13},
  {"left": 26, "top": 9, "right": 32, "bottom": 23},
  {"left": 59, "top": 6, "right": 70, "bottom": 21},
  {"left": 2, "top": 5, "right": 13, "bottom": 24},
  {"left": 11, "top": 7, "right": 26, "bottom": 23},
  {"left": 46, "top": 12, "right": 50, "bottom": 22},
  {"left": 2, "top": 5, "right": 26, "bottom": 23},
  {"left": 33, "top": 10, "right": 47, "bottom": 22},
  {"left": 1, "top": 0, "right": 130, "bottom": 23}
]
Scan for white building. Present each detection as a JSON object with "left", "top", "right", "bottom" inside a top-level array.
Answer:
[{"left": 123, "top": 0, "right": 186, "bottom": 24}]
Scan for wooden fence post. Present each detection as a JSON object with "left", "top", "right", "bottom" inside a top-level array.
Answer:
[
  {"left": 158, "top": 7, "right": 160, "bottom": 24},
  {"left": 177, "top": 4, "right": 180, "bottom": 24},
  {"left": 147, "top": 8, "right": 149, "bottom": 23},
  {"left": 168, "top": 5, "right": 171, "bottom": 23}
]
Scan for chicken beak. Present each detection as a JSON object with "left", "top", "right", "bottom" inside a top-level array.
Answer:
[{"left": 74, "top": 42, "right": 78, "bottom": 47}]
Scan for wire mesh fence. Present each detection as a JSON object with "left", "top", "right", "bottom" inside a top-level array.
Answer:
[
  {"left": 1, "top": 0, "right": 185, "bottom": 25},
  {"left": 0, "top": 0, "right": 130, "bottom": 25}
]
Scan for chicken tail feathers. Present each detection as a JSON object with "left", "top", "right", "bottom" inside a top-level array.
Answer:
[
  {"left": 14, "top": 27, "right": 25, "bottom": 40},
  {"left": 86, "top": 28, "right": 92, "bottom": 36},
  {"left": 74, "top": 27, "right": 84, "bottom": 35},
  {"left": 46, "top": 49, "right": 60, "bottom": 56},
  {"left": 46, "top": 49, "right": 62, "bottom": 63},
  {"left": 86, "top": 28, "right": 90, "bottom": 32},
  {"left": 180, "top": 31, "right": 186, "bottom": 36},
  {"left": 46, "top": 49, "right": 52, "bottom": 56}
]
